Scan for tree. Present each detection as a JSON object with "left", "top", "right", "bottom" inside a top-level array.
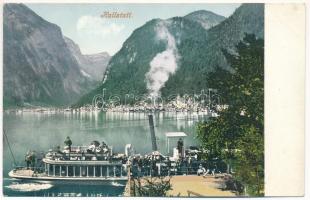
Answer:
[
  {"left": 196, "top": 34, "right": 264, "bottom": 196},
  {"left": 134, "top": 176, "right": 172, "bottom": 197}
]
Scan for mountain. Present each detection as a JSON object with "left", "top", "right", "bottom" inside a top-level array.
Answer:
[
  {"left": 74, "top": 16, "right": 212, "bottom": 106},
  {"left": 64, "top": 37, "right": 111, "bottom": 81},
  {"left": 161, "top": 3, "right": 264, "bottom": 96},
  {"left": 74, "top": 4, "right": 264, "bottom": 107},
  {"left": 3, "top": 4, "right": 98, "bottom": 107},
  {"left": 184, "top": 10, "right": 226, "bottom": 29}
]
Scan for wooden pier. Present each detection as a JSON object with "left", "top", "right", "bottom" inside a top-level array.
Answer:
[{"left": 123, "top": 175, "right": 236, "bottom": 197}]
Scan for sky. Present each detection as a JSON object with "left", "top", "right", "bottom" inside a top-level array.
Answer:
[{"left": 26, "top": 3, "right": 240, "bottom": 55}]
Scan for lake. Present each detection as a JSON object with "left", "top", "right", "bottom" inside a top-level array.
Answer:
[{"left": 3, "top": 111, "right": 208, "bottom": 197}]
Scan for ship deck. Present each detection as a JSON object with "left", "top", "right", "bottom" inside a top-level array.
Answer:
[
  {"left": 43, "top": 158, "right": 123, "bottom": 165},
  {"left": 9, "top": 169, "right": 128, "bottom": 185}
]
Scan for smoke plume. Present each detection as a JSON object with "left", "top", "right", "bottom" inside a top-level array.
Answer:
[{"left": 145, "top": 21, "right": 179, "bottom": 97}]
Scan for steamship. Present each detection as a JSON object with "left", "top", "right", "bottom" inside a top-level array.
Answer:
[{"left": 8, "top": 143, "right": 128, "bottom": 185}]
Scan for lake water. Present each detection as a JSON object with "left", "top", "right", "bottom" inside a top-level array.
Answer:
[{"left": 3, "top": 111, "right": 208, "bottom": 197}]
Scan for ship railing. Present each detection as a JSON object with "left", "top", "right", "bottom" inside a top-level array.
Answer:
[
  {"left": 47, "top": 145, "right": 114, "bottom": 160},
  {"left": 130, "top": 164, "right": 204, "bottom": 177},
  {"left": 13, "top": 165, "right": 37, "bottom": 170},
  {"left": 65, "top": 145, "right": 112, "bottom": 153},
  {"left": 13, "top": 166, "right": 46, "bottom": 173}
]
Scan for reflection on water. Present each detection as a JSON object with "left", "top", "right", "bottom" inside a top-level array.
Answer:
[
  {"left": 3, "top": 111, "right": 208, "bottom": 196},
  {"left": 3, "top": 179, "right": 125, "bottom": 197},
  {"left": 5, "top": 181, "right": 54, "bottom": 192}
]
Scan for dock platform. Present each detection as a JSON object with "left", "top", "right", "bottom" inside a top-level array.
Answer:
[{"left": 124, "top": 175, "right": 236, "bottom": 197}]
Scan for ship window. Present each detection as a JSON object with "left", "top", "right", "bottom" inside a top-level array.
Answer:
[
  {"left": 81, "top": 166, "right": 87, "bottom": 177},
  {"left": 74, "top": 166, "right": 80, "bottom": 177},
  {"left": 121, "top": 165, "right": 127, "bottom": 176},
  {"left": 68, "top": 166, "right": 74, "bottom": 176},
  {"left": 94, "top": 166, "right": 101, "bottom": 177},
  {"left": 88, "top": 166, "right": 94, "bottom": 177},
  {"left": 108, "top": 166, "right": 115, "bottom": 177},
  {"left": 55, "top": 165, "right": 60, "bottom": 176},
  {"left": 102, "top": 166, "right": 108, "bottom": 177},
  {"left": 115, "top": 166, "right": 121, "bottom": 177},
  {"left": 48, "top": 164, "right": 53, "bottom": 176},
  {"left": 60, "top": 166, "right": 66, "bottom": 176}
]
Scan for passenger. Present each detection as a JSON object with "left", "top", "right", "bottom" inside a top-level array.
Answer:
[
  {"left": 95, "top": 146, "right": 101, "bottom": 153},
  {"left": 36, "top": 151, "right": 45, "bottom": 170},
  {"left": 177, "top": 138, "right": 184, "bottom": 157},
  {"left": 99, "top": 141, "right": 109, "bottom": 154},
  {"left": 88, "top": 143, "right": 96, "bottom": 153},
  {"left": 188, "top": 156, "right": 192, "bottom": 165},
  {"left": 25, "top": 150, "right": 32, "bottom": 169},
  {"left": 31, "top": 151, "right": 36, "bottom": 169},
  {"left": 64, "top": 136, "right": 72, "bottom": 152},
  {"left": 197, "top": 164, "right": 206, "bottom": 176},
  {"left": 101, "top": 141, "right": 107, "bottom": 148},
  {"left": 91, "top": 140, "right": 100, "bottom": 147},
  {"left": 138, "top": 157, "right": 143, "bottom": 170},
  {"left": 211, "top": 163, "right": 218, "bottom": 176},
  {"left": 56, "top": 145, "right": 62, "bottom": 154},
  {"left": 203, "top": 168, "right": 210, "bottom": 178},
  {"left": 211, "top": 168, "right": 215, "bottom": 176}
]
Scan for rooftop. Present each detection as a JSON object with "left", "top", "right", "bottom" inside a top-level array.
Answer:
[{"left": 165, "top": 132, "right": 187, "bottom": 138}]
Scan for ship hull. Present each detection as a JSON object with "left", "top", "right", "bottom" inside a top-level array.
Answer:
[{"left": 8, "top": 170, "right": 128, "bottom": 185}]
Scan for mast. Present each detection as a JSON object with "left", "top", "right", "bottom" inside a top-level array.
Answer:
[
  {"left": 148, "top": 114, "right": 158, "bottom": 151},
  {"left": 3, "top": 129, "right": 17, "bottom": 166}
]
